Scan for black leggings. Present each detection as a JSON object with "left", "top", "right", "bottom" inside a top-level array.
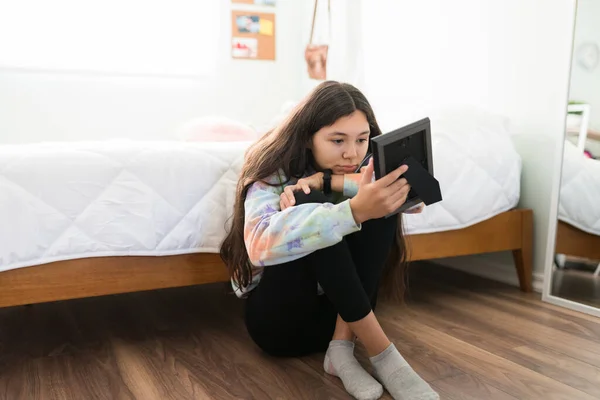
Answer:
[{"left": 244, "top": 190, "right": 398, "bottom": 357}]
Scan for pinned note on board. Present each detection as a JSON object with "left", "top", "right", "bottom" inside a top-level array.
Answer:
[{"left": 259, "top": 19, "right": 273, "bottom": 36}]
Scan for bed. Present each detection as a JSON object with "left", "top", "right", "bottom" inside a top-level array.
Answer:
[
  {"left": 555, "top": 139, "right": 600, "bottom": 274},
  {"left": 0, "top": 116, "right": 533, "bottom": 309}
]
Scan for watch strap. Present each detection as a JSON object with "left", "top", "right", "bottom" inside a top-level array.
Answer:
[{"left": 322, "top": 169, "right": 332, "bottom": 194}]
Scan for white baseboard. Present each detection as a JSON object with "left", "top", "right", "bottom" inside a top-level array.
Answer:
[{"left": 431, "top": 254, "right": 545, "bottom": 293}]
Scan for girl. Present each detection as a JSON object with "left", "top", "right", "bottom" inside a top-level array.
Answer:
[{"left": 220, "top": 81, "right": 438, "bottom": 400}]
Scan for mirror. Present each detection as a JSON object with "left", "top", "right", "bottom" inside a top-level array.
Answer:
[{"left": 548, "top": 0, "right": 600, "bottom": 316}]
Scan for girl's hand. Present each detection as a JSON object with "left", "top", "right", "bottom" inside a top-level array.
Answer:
[
  {"left": 349, "top": 158, "right": 411, "bottom": 223},
  {"left": 279, "top": 172, "right": 324, "bottom": 210}
]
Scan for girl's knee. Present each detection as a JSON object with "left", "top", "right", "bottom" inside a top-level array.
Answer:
[
  {"left": 294, "top": 190, "right": 329, "bottom": 205},
  {"left": 362, "top": 214, "right": 398, "bottom": 233}
]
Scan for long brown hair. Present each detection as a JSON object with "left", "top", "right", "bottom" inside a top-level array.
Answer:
[{"left": 220, "top": 81, "right": 409, "bottom": 302}]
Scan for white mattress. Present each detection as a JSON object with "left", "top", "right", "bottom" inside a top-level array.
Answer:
[
  {"left": 558, "top": 140, "right": 600, "bottom": 236},
  {"left": 0, "top": 140, "right": 249, "bottom": 272},
  {"left": 403, "top": 110, "right": 521, "bottom": 235},
  {"left": 0, "top": 114, "right": 521, "bottom": 273}
]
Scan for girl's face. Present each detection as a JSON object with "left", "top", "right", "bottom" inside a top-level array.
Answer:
[{"left": 310, "top": 111, "right": 370, "bottom": 175}]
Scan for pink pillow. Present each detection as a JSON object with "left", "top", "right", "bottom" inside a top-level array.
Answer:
[{"left": 178, "top": 117, "right": 258, "bottom": 142}]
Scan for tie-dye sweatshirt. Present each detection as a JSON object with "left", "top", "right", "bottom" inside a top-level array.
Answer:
[{"left": 233, "top": 171, "right": 362, "bottom": 298}]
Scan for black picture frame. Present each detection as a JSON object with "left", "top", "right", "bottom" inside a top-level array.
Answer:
[{"left": 371, "top": 117, "right": 434, "bottom": 214}]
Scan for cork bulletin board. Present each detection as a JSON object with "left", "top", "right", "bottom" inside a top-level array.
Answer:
[
  {"left": 231, "top": 11, "right": 276, "bottom": 61},
  {"left": 231, "top": 0, "right": 275, "bottom": 5}
]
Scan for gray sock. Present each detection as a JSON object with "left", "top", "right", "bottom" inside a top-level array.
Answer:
[
  {"left": 324, "top": 340, "right": 383, "bottom": 400},
  {"left": 370, "top": 343, "right": 439, "bottom": 400}
]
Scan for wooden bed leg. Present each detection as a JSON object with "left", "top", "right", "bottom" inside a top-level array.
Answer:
[{"left": 512, "top": 209, "right": 533, "bottom": 292}]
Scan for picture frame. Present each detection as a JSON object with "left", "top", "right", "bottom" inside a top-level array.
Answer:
[{"left": 370, "top": 117, "right": 437, "bottom": 215}]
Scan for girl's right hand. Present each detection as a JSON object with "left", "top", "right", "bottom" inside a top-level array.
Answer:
[{"left": 349, "top": 158, "right": 410, "bottom": 224}]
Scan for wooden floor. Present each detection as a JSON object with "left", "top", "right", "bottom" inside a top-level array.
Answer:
[
  {"left": 1, "top": 263, "right": 599, "bottom": 400},
  {"left": 551, "top": 268, "right": 600, "bottom": 309}
]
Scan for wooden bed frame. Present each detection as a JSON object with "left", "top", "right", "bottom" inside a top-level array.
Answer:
[
  {"left": 0, "top": 209, "right": 533, "bottom": 309},
  {"left": 555, "top": 220, "right": 600, "bottom": 261}
]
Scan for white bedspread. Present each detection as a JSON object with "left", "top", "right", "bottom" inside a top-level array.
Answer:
[
  {"left": 558, "top": 140, "right": 600, "bottom": 236},
  {"left": 0, "top": 115, "right": 521, "bottom": 272},
  {"left": 403, "top": 110, "right": 521, "bottom": 234},
  {"left": 0, "top": 140, "right": 249, "bottom": 272}
]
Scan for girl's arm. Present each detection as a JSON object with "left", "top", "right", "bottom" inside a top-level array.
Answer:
[
  {"left": 324, "top": 173, "right": 361, "bottom": 198},
  {"left": 244, "top": 177, "right": 361, "bottom": 266}
]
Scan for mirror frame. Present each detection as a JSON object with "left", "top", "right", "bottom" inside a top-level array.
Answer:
[{"left": 542, "top": 5, "right": 600, "bottom": 318}]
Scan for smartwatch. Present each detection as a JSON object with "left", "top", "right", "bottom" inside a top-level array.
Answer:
[{"left": 322, "top": 169, "right": 332, "bottom": 195}]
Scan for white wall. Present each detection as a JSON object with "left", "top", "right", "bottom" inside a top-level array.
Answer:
[
  {"left": 357, "top": 0, "right": 576, "bottom": 288},
  {"left": 0, "top": 0, "right": 576, "bottom": 287},
  {"left": 0, "top": 1, "right": 306, "bottom": 144}
]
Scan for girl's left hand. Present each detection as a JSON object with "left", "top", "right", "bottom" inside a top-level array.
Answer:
[
  {"left": 280, "top": 172, "right": 323, "bottom": 210},
  {"left": 403, "top": 202, "right": 425, "bottom": 214}
]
